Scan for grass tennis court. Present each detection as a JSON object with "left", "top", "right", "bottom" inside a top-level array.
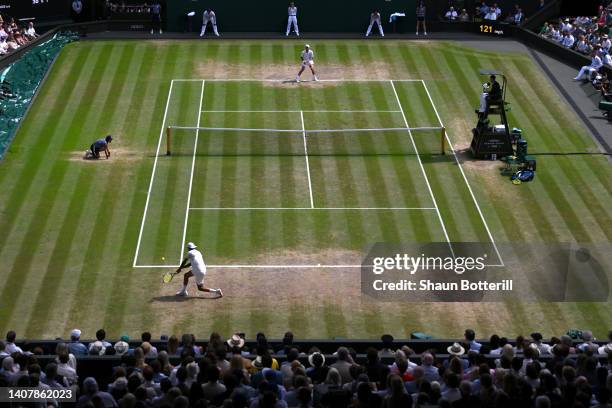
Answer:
[
  {"left": 134, "top": 79, "right": 499, "bottom": 269},
  {"left": 0, "top": 40, "right": 610, "bottom": 340}
]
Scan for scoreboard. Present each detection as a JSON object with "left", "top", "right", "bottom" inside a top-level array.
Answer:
[{"left": 0, "top": 0, "right": 70, "bottom": 20}]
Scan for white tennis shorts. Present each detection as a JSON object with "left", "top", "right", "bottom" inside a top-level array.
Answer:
[
  {"left": 302, "top": 60, "right": 314, "bottom": 67},
  {"left": 193, "top": 270, "right": 205, "bottom": 285}
]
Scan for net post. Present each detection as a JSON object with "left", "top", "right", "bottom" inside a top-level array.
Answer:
[
  {"left": 166, "top": 127, "right": 171, "bottom": 156},
  {"left": 440, "top": 127, "right": 446, "bottom": 155}
]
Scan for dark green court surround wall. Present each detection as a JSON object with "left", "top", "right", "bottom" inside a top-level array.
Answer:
[{"left": 165, "top": 0, "right": 417, "bottom": 33}]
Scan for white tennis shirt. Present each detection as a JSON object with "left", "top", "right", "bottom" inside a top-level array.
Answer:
[
  {"left": 301, "top": 49, "right": 314, "bottom": 62},
  {"left": 188, "top": 248, "right": 207, "bottom": 275}
]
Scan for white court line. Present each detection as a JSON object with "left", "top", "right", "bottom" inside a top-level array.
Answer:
[
  {"left": 168, "top": 126, "right": 440, "bottom": 133},
  {"left": 179, "top": 80, "right": 206, "bottom": 264},
  {"left": 173, "top": 78, "right": 423, "bottom": 82},
  {"left": 202, "top": 110, "right": 403, "bottom": 113},
  {"left": 132, "top": 80, "right": 175, "bottom": 267},
  {"left": 189, "top": 207, "right": 436, "bottom": 210},
  {"left": 300, "top": 110, "right": 315, "bottom": 208},
  {"left": 134, "top": 264, "right": 366, "bottom": 269},
  {"left": 390, "top": 80, "right": 455, "bottom": 259},
  {"left": 420, "top": 80, "right": 504, "bottom": 267}
]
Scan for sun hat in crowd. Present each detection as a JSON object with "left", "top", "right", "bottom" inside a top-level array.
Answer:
[
  {"left": 70, "top": 329, "right": 81, "bottom": 339},
  {"left": 308, "top": 351, "right": 325, "bottom": 367},
  {"left": 447, "top": 342, "right": 465, "bottom": 356},
  {"left": 252, "top": 356, "right": 263, "bottom": 369},
  {"left": 88, "top": 341, "right": 106, "bottom": 356},
  {"left": 114, "top": 341, "right": 129, "bottom": 355},
  {"left": 227, "top": 334, "right": 245, "bottom": 349}
]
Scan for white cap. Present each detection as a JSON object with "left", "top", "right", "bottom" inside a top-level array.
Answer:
[
  {"left": 71, "top": 329, "right": 81, "bottom": 338},
  {"left": 187, "top": 242, "right": 197, "bottom": 250},
  {"left": 305, "top": 44, "right": 310, "bottom": 48}
]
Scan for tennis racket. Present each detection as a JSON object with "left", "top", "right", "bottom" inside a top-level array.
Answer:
[{"left": 162, "top": 269, "right": 181, "bottom": 283}]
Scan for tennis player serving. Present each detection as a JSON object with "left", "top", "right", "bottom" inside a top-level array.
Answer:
[
  {"left": 175, "top": 242, "right": 223, "bottom": 298},
  {"left": 296, "top": 44, "right": 318, "bottom": 83}
]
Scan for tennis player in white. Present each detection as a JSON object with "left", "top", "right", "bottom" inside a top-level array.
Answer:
[
  {"left": 176, "top": 242, "right": 223, "bottom": 298},
  {"left": 296, "top": 44, "right": 318, "bottom": 82}
]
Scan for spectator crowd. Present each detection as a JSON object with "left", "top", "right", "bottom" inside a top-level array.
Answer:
[
  {"left": 539, "top": 3, "right": 612, "bottom": 69},
  {"left": 0, "top": 14, "right": 39, "bottom": 56},
  {"left": 1, "top": 328, "right": 612, "bottom": 407},
  {"left": 443, "top": 2, "right": 526, "bottom": 25}
]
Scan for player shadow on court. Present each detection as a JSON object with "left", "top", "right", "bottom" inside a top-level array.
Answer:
[{"left": 149, "top": 295, "right": 221, "bottom": 303}]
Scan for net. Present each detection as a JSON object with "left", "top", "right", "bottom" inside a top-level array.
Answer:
[{"left": 165, "top": 126, "right": 447, "bottom": 157}]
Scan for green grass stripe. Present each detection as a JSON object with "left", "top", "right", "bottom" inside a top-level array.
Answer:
[
  {"left": 0, "top": 45, "right": 113, "bottom": 329},
  {"left": 24, "top": 44, "right": 138, "bottom": 335},
  {"left": 61, "top": 44, "right": 155, "bottom": 335},
  {"left": 0, "top": 45, "right": 94, "bottom": 259},
  {"left": 101, "top": 44, "right": 188, "bottom": 333}
]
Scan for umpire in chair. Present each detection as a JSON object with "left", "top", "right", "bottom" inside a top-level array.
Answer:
[{"left": 477, "top": 75, "right": 503, "bottom": 120}]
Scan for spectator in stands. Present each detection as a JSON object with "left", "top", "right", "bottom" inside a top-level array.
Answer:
[
  {"left": 95, "top": 329, "right": 112, "bottom": 349},
  {"left": 113, "top": 339, "right": 129, "bottom": 356},
  {"left": 167, "top": 335, "right": 179, "bottom": 355},
  {"left": 492, "top": 3, "right": 502, "bottom": 18},
  {"left": 4, "top": 331, "right": 23, "bottom": 354},
  {"left": 379, "top": 334, "right": 395, "bottom": 358},
  {"left": 0, "top": 356, "right": 18, "bottom": 383},
  {"left": 157, "top": 351, "right": 173, "bottom": 376},
  {"left": 202, "top": 365, "right": 227, "bottom": 401},
  {"left": 577, "top": 330, "right": 597, "bottom": 351},
  {"left": 41, "top": 363, "right": 67, "bottom": 388},
  {"left": 531, "top": 332, "right": 551, "bottom": 355},
  {"left": 56, "top": 352, "right": 77, "bottom": 386},
  {"left": 445, "top": 6, "right": 458, "bottom": 21},
  {"left": 178, "top": 333, "right": 201, "bottom": 356},
  {"left": 383, "top": 374, "right": 413, "bottom": 406},
  {"left": 459, "top": 9, "right": 470, "bottom": 22},
  {"left": 141, "top": 331, "right": 158, "bottom": 355},
  {"left": 421, "top": 352, "right": 440, "bottom": 382},
  {"left": 277, "top": 331, "right": 294, "bottom": 356},
  {"left": 25, "top": 21, "right": 37, "bottom": 40},
  {"left": 67, "top": 329, "right": 87, "bottom": 356},
  {"left": 88, "top": 341, "right": 107, "bottom": 356},
  {"left": 280, "top": 348, "right": 301, "bottom": 385},
  {"left": 513, "top": 7, "right": 524, "bottom": 24},
  {"left": 330, "top": 347, "right": 354, "bottom": 384},
  {"left": 316, "top": 367, "right": 352, "bottom": 406},
  {"left": 77, "top": 377, "right": 117, "bottom": 407},
  {"left": 597, "top": 330, "right": 612, "bottom": 354},
  {"left": 484, "top": 7, "right": 498, "bottom": 21},
  {"left": 0, "top": 341, "right": 7, "bottom": 358},
  {"left": 464, "top": 329, "right": 482, "bottom": 353},
  {"left": 476, "top": 2, "right": 489, "bottom": 19}
]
